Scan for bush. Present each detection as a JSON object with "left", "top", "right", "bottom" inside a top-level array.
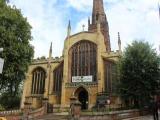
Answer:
[{"left": 0, "top": 92, "right": 21, "bottom": 110}]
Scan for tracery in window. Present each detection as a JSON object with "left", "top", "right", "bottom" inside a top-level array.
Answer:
[
  {"left": 70, "top": 41, "right": 97, "bottom": 82},
  {"left": 53, "top": 62, "right": 63, "bottom": 93},
  {"left": 31, "top": 67, "right": 46, "bottom": 94},
  {"left": 104, "top": 60, "right": 118, "bottom": 94}
]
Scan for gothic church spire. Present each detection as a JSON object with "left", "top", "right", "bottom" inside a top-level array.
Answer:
[
  {"left": 92, "top": 0, "right": 106, "bottom": 24},
  {"left": 93, "top": 0, "right": 105, "bottom": 13},
  {"left": 89, "top": 0, "right": 111, "bottom": 51}
]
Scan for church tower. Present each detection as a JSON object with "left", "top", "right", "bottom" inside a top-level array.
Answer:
[{"left": 88, "top": 0, "right": 111, "bottom": 51}]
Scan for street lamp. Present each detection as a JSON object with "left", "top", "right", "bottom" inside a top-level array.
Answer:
[{"left": 0, "top": 48, "right": 4, "bottom": 74}]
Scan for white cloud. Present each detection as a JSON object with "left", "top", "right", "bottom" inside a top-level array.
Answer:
[
  {"left": 107, "top": 0, "right": 160, "bottom": 52},
  {"left": 9, "top": 0, "right": 160, "bottom": 57},
  {"left": 66, "top": 0, "right": 92, "bottom": 12},
  {"left": 10, "top": 0, "right": 67, "bottom": 58}
]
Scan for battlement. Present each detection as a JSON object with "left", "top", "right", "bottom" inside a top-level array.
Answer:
[{"left": 31, "top": 56, "right": 64, "bottom": 64}]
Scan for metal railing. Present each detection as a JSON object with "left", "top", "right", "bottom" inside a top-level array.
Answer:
[{"left": 0, "top": 110, "right": 21, "bottom": 116}]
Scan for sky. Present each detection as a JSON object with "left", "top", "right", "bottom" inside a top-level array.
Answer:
[{"left": 9, "top": 0, "right": 160, "bottom": 58}]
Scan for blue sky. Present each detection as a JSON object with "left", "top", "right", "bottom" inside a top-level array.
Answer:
[{"left": 9, "top": 0, "right": 160, "bottom": 58}]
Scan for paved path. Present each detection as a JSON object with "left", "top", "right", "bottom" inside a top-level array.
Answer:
[
  {"left": 123, "top": 112, "right": 160, "bottom": 120},
  {"left": 123, "top": 115, "right": 153, "bottom": 120},
  {"left": 36, "top": 112, "right": 160, "bottom": 120}
]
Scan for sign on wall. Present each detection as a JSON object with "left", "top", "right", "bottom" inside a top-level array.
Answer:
[
  {"left": 0, "top": 58, "right": 4, "bottom": 74},
  {"left": 72, "top": 76, "right": 92, "bottom": 82}
]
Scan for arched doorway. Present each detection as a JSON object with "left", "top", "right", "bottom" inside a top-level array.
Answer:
[{"left": 75, "top": 87, "right": 88, "bottom": 110}]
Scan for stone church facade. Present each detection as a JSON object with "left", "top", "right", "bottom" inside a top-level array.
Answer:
[{"left": 21, "top": 0, "right": 122, "bottom": 110}]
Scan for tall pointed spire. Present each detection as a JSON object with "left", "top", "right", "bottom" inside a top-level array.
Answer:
[
  {"left": 92, "top": 0, "right": 105, "bottom": 24},
  {"left": 88, "top": 0, "right": 111, "bottom": 52},
  {"left": 93, "top": 0, "right": 105, "bottom": 12}
]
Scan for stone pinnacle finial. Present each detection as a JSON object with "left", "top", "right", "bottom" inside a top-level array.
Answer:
[
  {"left": 67, "top": 20, "right": 71, "bottom": 37},
  {"left": 49, "top": 42, "right": 52, "bottom": 58},
  {"left": 48, "top": 42, "right": 52, "bottom": 68},
  {"left": 118, "top": 32, "right": 121, "bottom": 52},
  {"left": 88, "top": 17, "right": 90, "bottom": 26},
  {"left": 82, "top": 24, "right": 85, "bottom": 31}
]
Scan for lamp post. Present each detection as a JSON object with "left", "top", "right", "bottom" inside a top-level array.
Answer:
[{"left": 0, "top": 48, "right": 4, "bottom": 74}]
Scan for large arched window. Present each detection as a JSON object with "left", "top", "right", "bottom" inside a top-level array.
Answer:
[
  {"left": 69, "top": 40, "right": 97, "bottom": 82},
  {"left": 53, "top": 62, "right": 63, "bottom": 93},
  {"left": 104, "top": 60, "right": 118, "bottom": 94},
  {"left": 31, "top": 67, "right": 46, "bottom": 94}
]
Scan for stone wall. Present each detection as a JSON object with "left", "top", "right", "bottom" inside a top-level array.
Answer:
[{"left": 80, "top": 109, "right": 149, "bottom": 120}]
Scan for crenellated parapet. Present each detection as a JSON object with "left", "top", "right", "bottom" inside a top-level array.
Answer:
[{"left": 31, "top": 56, "right": 64, "bottom": 65}]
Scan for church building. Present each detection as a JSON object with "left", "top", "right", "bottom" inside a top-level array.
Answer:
[{"left": 21, "top": 0, "right": 122, "bottom": 110}]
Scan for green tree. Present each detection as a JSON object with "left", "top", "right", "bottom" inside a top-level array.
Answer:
[
  {"left": 119, "top": 41, "right": 160, "bottom": 108},
  {"left": 0, "top": 0, "right": 34, "bottom": 109}
]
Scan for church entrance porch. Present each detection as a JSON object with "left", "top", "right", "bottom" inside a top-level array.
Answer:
[{"left": 75, "top": 87, "right": 88, "bottom": 110}]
